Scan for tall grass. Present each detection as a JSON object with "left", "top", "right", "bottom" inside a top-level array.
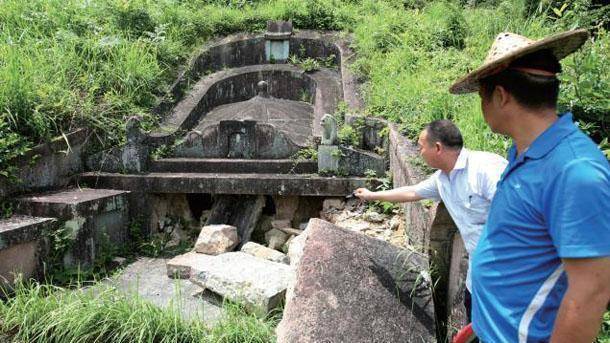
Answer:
[
  {"left": 0, "top": 281, "right": 277, "bottom": 343},
  {"left": 0, "top": 0, "right": 606, "bottom": 173}
]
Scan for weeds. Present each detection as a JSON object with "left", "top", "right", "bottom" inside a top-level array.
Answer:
[{"left": 0, "top": 281, "right": 277, "bottom": 343}]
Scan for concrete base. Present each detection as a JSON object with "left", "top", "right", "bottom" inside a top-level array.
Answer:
[
  {"left": 0, "top": 216, "right": 57, "bottom": 287},
  {"left": 79, "top": 172, "right": 377, "bottom": 196},
  {"left": 14, "top": 188, "right": 130, "bottom": 268}
]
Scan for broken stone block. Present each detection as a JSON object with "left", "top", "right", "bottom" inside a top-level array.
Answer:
[
  {"left": 322, "top": 198, "right": 345, "bottom": 211},
  {"left": 363, "top": 211, "right": 384, "bottom": 223},
  {"left": 390, "top": 215, "right": 401, "bottom": 230},
  {"left": 287, "top": 230, "right": 310, "bottom": 269},
  {"left": 241, "top": 242, "right": 290, "bottom": 265},
  {"left": 190, "top": 252, "right": 293, "bottom": 316},
  {"left": 265, "top": 228, "right": 289, "bottom": 250},
  {"left": 166, "top": 251, "right": 215, "bottom": 279},
  {"left": 282, "top": 235, "right": 295, "bottom": 254},
  {"left": 205, "top": 195, "right": 264, "bottom": 249},
  {"left": 270, "top": 219, "right": 291, "bottom": 230},
  {"left": 278, "top": 227, "right": 303, "bottom": 236},
  {"left": 276, "top": 219, "right": 435, "bottom": 343},
  {"left": 194, "top": 224, "right": 239, "bottom": 255}
]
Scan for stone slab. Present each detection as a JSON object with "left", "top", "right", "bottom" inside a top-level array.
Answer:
[
  {"left": 15, "top": 188, "right": 130, "bottom": 220},
  {"left": 108, "top": 257, "right": 223, "bottom": 323},
  {"left": 189, "top": 252, "right": 293, "bottom": 316},
  {"left": 0, "top": 215, "right": 56, "bottom": 250},
  {"left": 150, "top": 158, "right": 317, "bottom": 174},
  {"left": 276, "top": 218, "right": 436, "bottom": 343},
  {"left": 205, "top": 195, "right": 264, "bottom": 248},
  {"left": 79, "top": 172, "right": 378, "bottom": 196},
  {"left": 241, "top": 241, "right": 290, "bottom": 264}
]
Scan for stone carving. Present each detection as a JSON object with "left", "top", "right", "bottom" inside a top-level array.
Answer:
[
  {"left": 257, "top": 80, "right": 270, "bottom": 98},
  {"left": 122, "top": 116, "right": 149, "bottom": 173},
  {"left": 185, "top": 130, "right": 202, "bottom": 147},
  {"left": 320, "top": 113, "right": 338, "bottom": 145}
]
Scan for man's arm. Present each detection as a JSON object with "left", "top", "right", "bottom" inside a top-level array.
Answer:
[
  {"left": 354, "top": 186, "right": 424, "bottom": 202},
  {"left": 550, "top": 257, "right": 610, "bottom": 343},
  {"left": 355, "top": 173, "right": 440, "bottom": 203}
]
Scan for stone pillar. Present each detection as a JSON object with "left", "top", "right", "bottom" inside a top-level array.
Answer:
[
  {"left": 265, "top": 20, "right": 292, "bottom": 63},
  {"left": 122, "top": 116, "right": 149, "bottom": 173},
  {"left": 318, "top": 114, "right": 340, "bottom": 174}
]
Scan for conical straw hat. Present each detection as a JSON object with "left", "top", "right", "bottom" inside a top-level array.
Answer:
[{"left": 449, "top": 29, "right": 589, "bottom": 94}]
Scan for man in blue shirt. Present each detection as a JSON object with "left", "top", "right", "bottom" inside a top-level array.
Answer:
[{"left": 450, "top": 30, "right": 610, "bottom": 342}]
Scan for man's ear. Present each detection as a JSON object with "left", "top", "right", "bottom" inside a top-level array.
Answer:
[
  {"left": 435, "top": 142, "right": 442, "bottom": 153},
  {"left": 495, "top": 85, "right": 511, "bottom": 108}
]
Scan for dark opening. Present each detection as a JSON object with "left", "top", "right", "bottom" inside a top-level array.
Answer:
[
  {"left": 262, "top": 195, "right": 276, "bottom": 216},
  {"left": 186, "top": 193, "right": 214, "bottom": 221}
]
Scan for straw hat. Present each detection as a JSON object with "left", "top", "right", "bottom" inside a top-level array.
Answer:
[{"left": 449, "top": 29, "right": 589, "bottom": 94}]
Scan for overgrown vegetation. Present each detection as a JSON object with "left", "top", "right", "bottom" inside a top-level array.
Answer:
[
  {"left": 0, "top": 0, "right": 608, "bottom": 338},
  {"left": 0, "top": 281, "right": 277, "bottom": 343},
  {"left": 1, "top": 0, "right": 606, "bottom": 176}
]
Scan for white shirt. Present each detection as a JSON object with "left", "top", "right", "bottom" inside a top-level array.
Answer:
[{"left": 412, "top": 148, "right": 508, "bottom": 291}]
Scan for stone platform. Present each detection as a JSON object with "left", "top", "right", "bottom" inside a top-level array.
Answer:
[
  {"left": 150, "top": 158, "right": 317, "bottom": 174},
  {"left": 0, "top": 215, "right": 56, "bottom": 287},
  {"left": 13, "top": 188, "right": 130, "bottom": 268},
  {"left": 79, "top": 172, "right": 376, "bottom": 196}
]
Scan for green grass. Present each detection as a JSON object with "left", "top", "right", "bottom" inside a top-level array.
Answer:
[
  {"left": 0, "top": 281, "right": 277, "bottom": 343},
  {"left": 0, "top": 0, "right": 607, "bottom": 176}
]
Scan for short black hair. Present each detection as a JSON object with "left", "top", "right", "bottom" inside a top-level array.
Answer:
[
  {"left": 479, "top": 49, "right": 562, "bottom": 110},
  {"left": 424, "top": 120, "right": 463, "bottom": 150}
]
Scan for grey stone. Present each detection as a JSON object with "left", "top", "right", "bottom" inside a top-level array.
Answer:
[
  {"left": 150, "top": 158, "right": 316, "bottom": 174},
  {"left": 278, "top": 227, "right": 303, "bottom": 236},
  {"left": 194, "top": 224, "right": 239, "bottom": 255},
  {"left": 272, "top": 196, "right": 300, "bottom": 221},
  {"left": 338, "top": 145, "right": 385, "bottom": 177},
  {"left": 287, "top": 229, "right": 310, "bottom": 269},
  {"left": 276, "top": 219, "right": 436, "bottom": 343},
  {"left": 205, "top": 195, "right": 265, "bottom": 249},
  {"left": 121, "top": 116, "right": 149, "bottom": 173},
  {"left": 265, "top": 228, "right": 289, "bottom": 250},
  {"left": 390, "top": 215, "right": 401, "bottom": 230},
  {"left": 320, "top": 114, "right": 338, "bottom": 145},
  {"left": 78, "top": 172, "right": 376, "bottom": 196},
  {"left": 322, "top": 198, "right": 345, "bottom": 211},
  {"left": 317, "top": 145, "right": 340, "bottom": 173},
  {"left": 110, "top": 257, "right": 223, "bottom": 323},
  {"left": 265, "top": 20, "right": 293, "bottom": 39},
  {"left": 189, "top": 252, "right": 293, "bottom": 316},
  {"left": 166, "top": 251, "right": 215, "bottom": 279},
  {"left": 271, "top": 219, "right": 292, "bottom": 230},
  {"left": 14, "top": 188, "right": 130, "bottom": 268},
  {"left": 363, "top": 211, "right": 385, "bottom": 223},
  {"left": 241, "top": 241, "right": 290, "bottom": 264}
]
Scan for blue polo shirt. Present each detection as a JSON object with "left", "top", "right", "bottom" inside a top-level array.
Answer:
[{"left": 471, "top": 113, "right": 610, "bottom": 343}]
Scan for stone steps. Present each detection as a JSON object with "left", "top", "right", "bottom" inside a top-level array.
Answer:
[
  {"left": 10, "top": 188, "right": 130, "bottom": 269},
  {"left": 150, "top": 158, "right": 317, "bottom": 174},
  {"left": 0, "top": 215, "right": 57, "bottom": 286},
  {"left": 78, "top": 172, "right": 377, "bottom": 196}
]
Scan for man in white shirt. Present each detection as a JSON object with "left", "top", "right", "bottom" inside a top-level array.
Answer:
[{"left": 354, "top": 119, "right": 507, "bottom": 320}]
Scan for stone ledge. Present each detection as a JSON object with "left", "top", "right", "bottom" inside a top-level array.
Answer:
[
  {"left": 150, "top": 158, "right": 317, "bottom": 174},
  {"left": 0, "top": 215, "right": 56, "bottom": 250},
  {"left": 79, "top": 172, "right": 378, "bottom": 196},
  {"left": 15, "top": 188, "right": 130, "bottom": 220}
]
